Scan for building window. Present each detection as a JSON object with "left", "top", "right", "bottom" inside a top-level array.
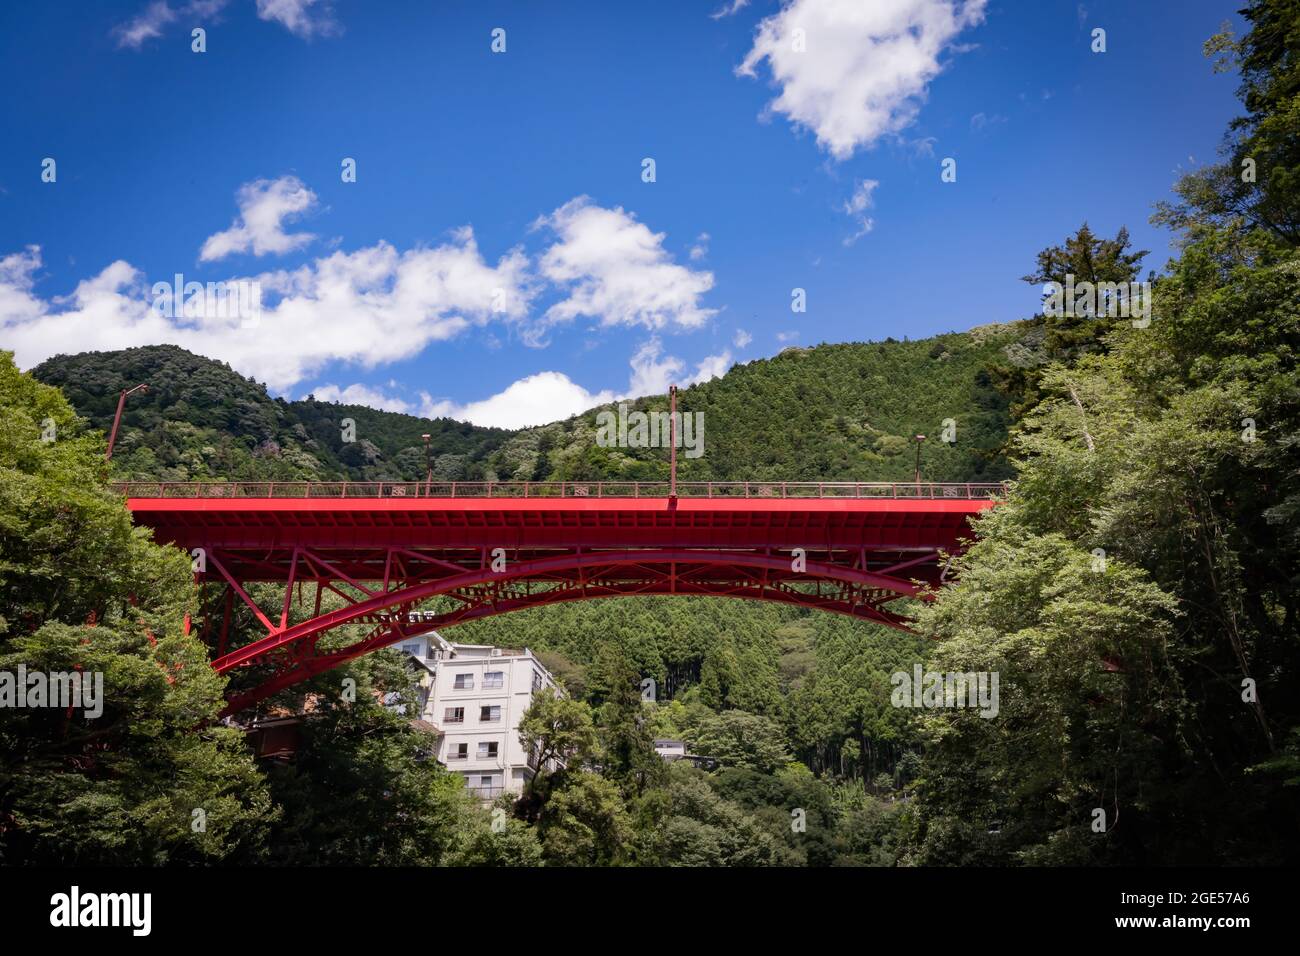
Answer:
[
  {"left": 467, "top": 772, "right": 502, "bottom": 799},
  {"left": 483, "top": 670, "right": 504, "bottom": 689},
  {"left": 480, "top": 705, "right": 501, "bottom": 723},
  {"left": 401, "top": 643, "right": 422, "bottom": 657},
  {"left": 444, "top": 707, "right": 464, "bottom": 724},
  {"left": 477, "top": 742, "right": 498, "bottom": 759},
  {"left": 531, "top": 669, "right": 544, "bottom": 691},
  {"left": 453, "top": 673, "right": 474, "bottom": 690},
  {"left": 448, "top": 743, "right": 468, "bottom": 761}
]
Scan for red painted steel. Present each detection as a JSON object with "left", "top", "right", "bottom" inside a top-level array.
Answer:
[
  {"left": 118, "top": 482, "right": 999, "bottom": 714},
  {"left": 112, "top": 479, "right": 1006, "bottom": 500}
]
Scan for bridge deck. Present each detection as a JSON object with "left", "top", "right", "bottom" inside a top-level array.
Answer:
[
  {"left": 123, "top": 490, "right": 997, "bottom": 559},
  {"left": 114, "top": 479, "right": 1006, "bottom": 500}
]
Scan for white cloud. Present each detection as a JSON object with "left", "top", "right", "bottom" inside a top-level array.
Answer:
[
  {"left": 309, "top": 383, "right": 422, "bottom": 414},
  {"left": 907, "top": 135, "right": 938, "bottom": 158},
  {"left": 625, "top": 338, "right": 685, "bottom": 398},
  {"left": 255, "top": 0, "right": 340, "bottom": 38},
  {"left": 711, "top": 0, "right": 751, "bottom": 20},
  {"left": 113, "top": 0, "right": 229, "bottom": 49},
  {"left": 737, "top": 0, "right": 988, "bottom": 159},
  {"left": 331, "top": 339, "right": 735, "bottom": 430},
  {"left": 0, "top": 247, "right": 46, "bottom": 325},
  {"left": 691, "top": 349, "right": 734, "bottom": 384},
  {"left": 689, "top": 233, "right": 711, "bottom": 261},
  {"left": 3, "top": 184, "right": 725, "bottom": 425},
  {"left": 533, "top": 197, "right": 716, "bottom": 343},
  {"left": 633, "top": 338, "right": 732, "bottom": 392},
  {"left": 841, "top": 178, "right": 879, "bottom": 245},
  {"left": 1, "top": 233, "right": 533, "bottom": 393},
  {"left": 114, "top": 1, "right": 179, "bottom": 47},
  {"left": 733, "top": 327, "right": 753, "bottom": 348},
  {"left": 422, "top": 372, "right": 617, "bottom": 430},
  {"left": 622, "top": 337, "right": 730, "bottom": 396},
  {"left": 113, "top": 0, "right": 335, "bottom": 46},
  {"left": 969, "top": 111, "right": 1006, "bottom": 132},
  {"left": 200, "top": 176, "right": 319, "bottom": 262}
]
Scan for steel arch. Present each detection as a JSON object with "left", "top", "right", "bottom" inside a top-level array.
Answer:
[{"left": 120, "top": 484, "right": 997, "bottom": 714}]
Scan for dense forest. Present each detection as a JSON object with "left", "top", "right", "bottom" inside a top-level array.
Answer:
[
  {"left": 31, "top": 344, "right": 513, "bottom": 484},
  {"left": 32, "top": 322, "right": 1017, "bottom": 486},
  {"left": 3, "top": 0, "right": 1298, "bottom": 866}
]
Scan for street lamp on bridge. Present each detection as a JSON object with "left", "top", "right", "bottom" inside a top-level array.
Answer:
[
  {"left": 913, "top": 433, "right": 926, "bottom": 486},
  {"left": 105, "top": 383, "right": 148, "bottom": 461},
  {"left": 421, "top": 433, "right": 431, "bottom": 495}
]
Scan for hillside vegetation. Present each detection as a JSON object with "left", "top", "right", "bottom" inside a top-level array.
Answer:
[
  {"left": 32, "top": 327, "right": 1018, "bottom": 486},
  {"left": 32, "top": 345, "right": 510, "bottom": 483}
]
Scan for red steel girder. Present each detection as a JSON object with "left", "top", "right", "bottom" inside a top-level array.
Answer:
[{"left": 123, "top": 494, "right": 993, "bottom": 714}]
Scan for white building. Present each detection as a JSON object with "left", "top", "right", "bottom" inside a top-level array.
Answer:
[
  {"left": 653, "top": 739, "right": 688, "bottom": 761},
  {"left": 393, "top": 632, "right": 559, "bottom": 799},
  {"left": 653, "top": 738, "right": 719, "bottom": 771}
]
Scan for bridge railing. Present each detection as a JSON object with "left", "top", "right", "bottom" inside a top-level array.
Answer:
[{"left": 112, "top": 480, "right": 1008, "bottom": 500}]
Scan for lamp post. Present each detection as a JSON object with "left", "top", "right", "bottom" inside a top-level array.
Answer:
[
  {"left": 421, "top": 433, "right": 431, "bottom": 495},
  {"left": 105, "top": 383, "right": 148, "bottom": 461},
  {"left": 912, "top": 433, "right": 926, "bottom": 487},
  {"left": 668, "top": 385, "right": 678, "bottom": 499}
]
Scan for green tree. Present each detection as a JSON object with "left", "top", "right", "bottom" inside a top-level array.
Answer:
[
  {"left": 0, "top": 351, "right": 274, "bottom": 864},
  {"left": 517, "top": 692, "right": 598, "bottom": 783},
  {"left": 1154, "top": 0, "right": 1300, "bottom": 248},
  {"left": 636, "top": 763, "right": 799, "bottom": 866},
  {"left": 536, "top": 771, "right": 631, "bottom": 866},
  {"left": 911, "top": 510, "right": 1184, "bottom": 864},
  {"left": 592, "top": 644, "right": 665, "bottom": 796},
  {"left": 690, "top": 711, "right": 791, "bottom": 774},
  {"left": 447, "top": 813, "right": 544, "bottom": 866},
  {"left": 992, "top": 224, "right": 1149, "bottom": 417},
  {"left": 258, "top": 696, "right": 474, "bottom": 866}
]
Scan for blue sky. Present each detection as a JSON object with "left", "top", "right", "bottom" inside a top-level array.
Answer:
[{"left": 0, "top": 0, "right": 1245, "bottom": 427}]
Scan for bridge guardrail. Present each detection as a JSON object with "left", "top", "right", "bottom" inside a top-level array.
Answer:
[{"left": 112, "top": 480, "right": 1008, "bottom": 500}]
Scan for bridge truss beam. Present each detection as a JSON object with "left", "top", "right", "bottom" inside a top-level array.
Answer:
[
  {"left": 123, "top": 489, "right": 994, "bottom": 715},
  {"left": 200, "top": 545, "right": 940, "bottom": 715}
]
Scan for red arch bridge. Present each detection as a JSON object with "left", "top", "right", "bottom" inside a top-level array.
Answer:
[{"left": 116, "top": 481, "right": 1002, "bottom": 714}]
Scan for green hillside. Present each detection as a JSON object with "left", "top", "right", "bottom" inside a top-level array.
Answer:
[
  {"left": 32, "top": 325, "right": 1020, "bottom": 486},
  {"left": 31, "top": 345, "right": 512, "bottom": 483}
]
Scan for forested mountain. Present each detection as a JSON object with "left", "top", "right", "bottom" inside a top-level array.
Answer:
[
  {"left": 31, "top": 345, "right": 511, "bottom": 483},
  {"left": 32, "top": 325, "right": 1019, "bottom": 486}
]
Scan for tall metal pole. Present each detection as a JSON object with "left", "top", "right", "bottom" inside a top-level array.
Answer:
[
  {"left": 669, "top": 385, "right": 678, "bottom": 499},
  {"left": 913, "top": 434, "right": 926, "bottom": 486},
  {"left": 422, "top": 433, "right": 431, "bottom": 496},
  {"left": 105, "top": 383, "right": 148, "bottom": 461}
]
